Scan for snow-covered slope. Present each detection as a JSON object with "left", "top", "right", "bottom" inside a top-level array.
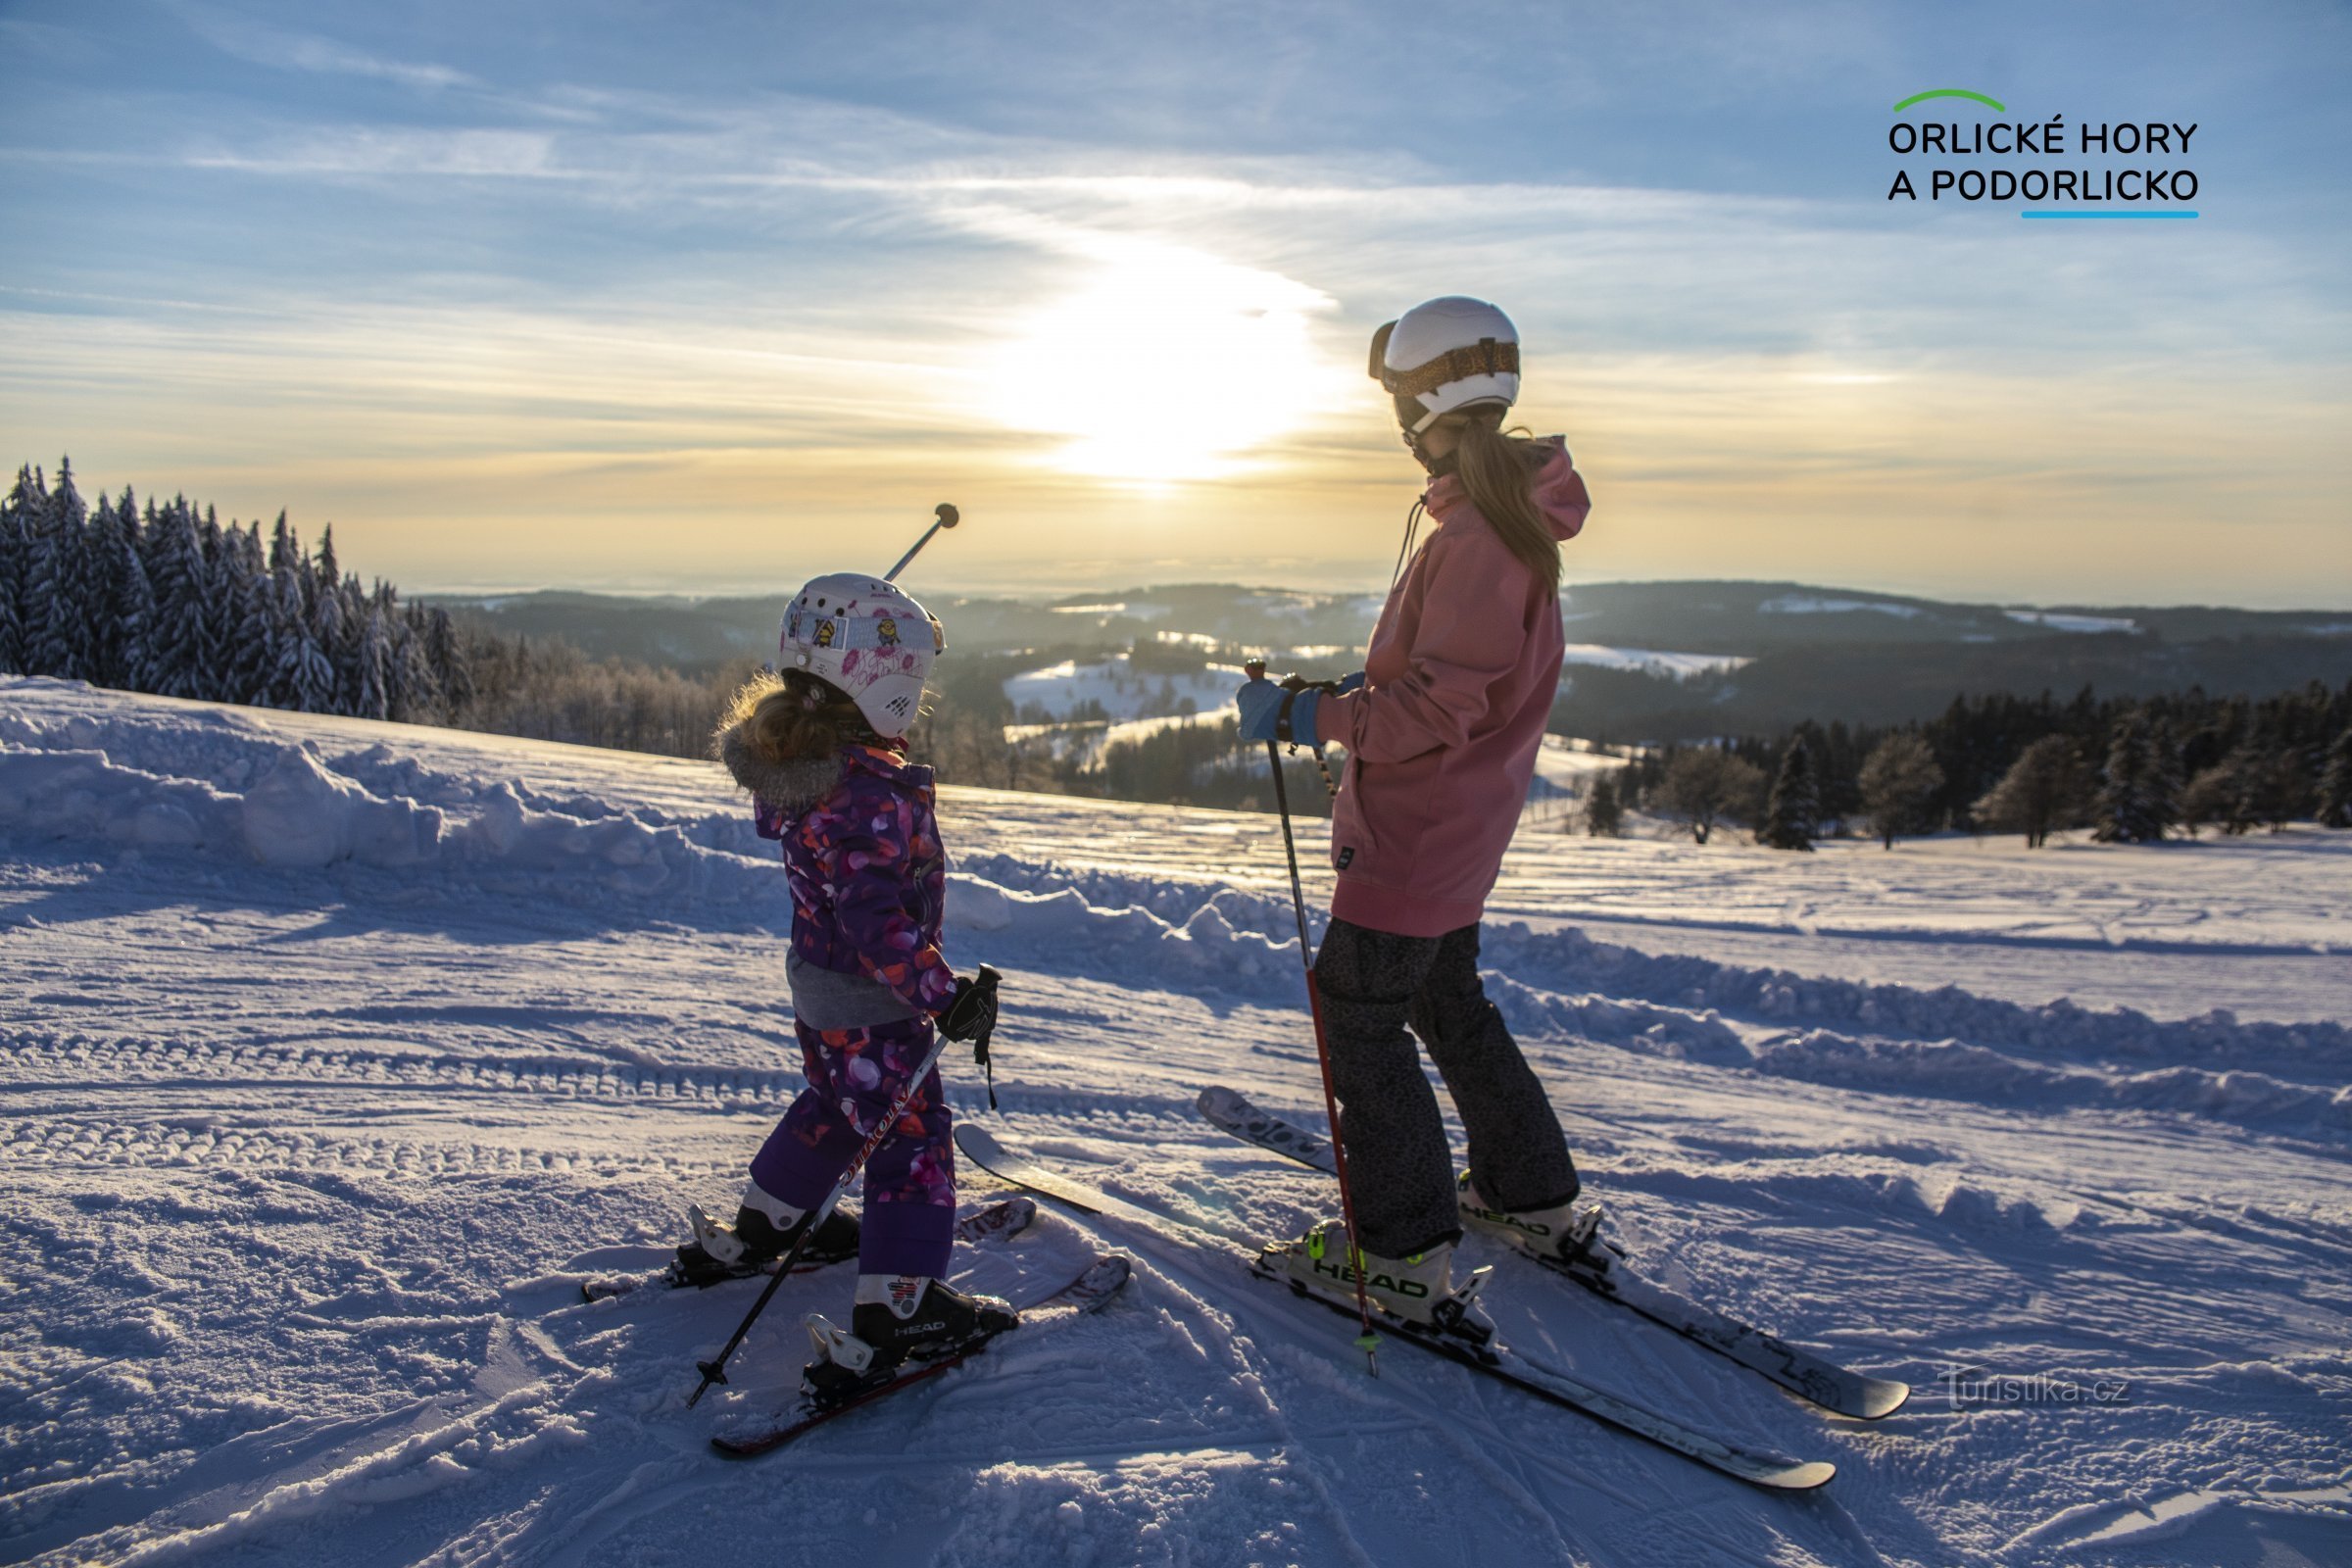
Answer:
[{"left": 4, "top": 677, "right": 2349, "bottom": 1567}]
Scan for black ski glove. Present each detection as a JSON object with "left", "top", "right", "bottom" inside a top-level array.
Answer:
[
  {"left": 940, "top": 964, "right": 1002, "bottom": 1109},
  {"left": 939, "top": 966, "right": 1000, "bottom": 1044}
]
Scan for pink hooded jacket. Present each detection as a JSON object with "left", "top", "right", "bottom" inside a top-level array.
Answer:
[{"left": 1314, "top": 440, "right": 1590, "bottom": 938}]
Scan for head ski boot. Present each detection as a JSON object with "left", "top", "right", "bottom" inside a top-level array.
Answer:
[
  {"left": 1267, "top": 1221, "right": 1494, "bottom": 1349},
  {"left": 671, "top": 1184, "right": 860, "bottom": 1289},
  {"left": 1457, "top": 1171, "right": 1601, "bottom": 1264},
  {"left": 801, "top": 1276, "right": 1020, "bottom": 1407}
]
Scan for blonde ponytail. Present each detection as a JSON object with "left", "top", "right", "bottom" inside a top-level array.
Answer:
[{"left": 1449, "top": 412, "right": 1560, "bottom": 594}]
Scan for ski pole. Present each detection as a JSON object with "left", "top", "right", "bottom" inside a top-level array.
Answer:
[
  {"left": 1245, "top": 660, "right": 1381, "bottom": 1376},
  {"left": 884, "top": 503, "right": 960, "bottom": 582},
  {"left": 686, "top": 968, "right": 998, "bottom": 1408}
]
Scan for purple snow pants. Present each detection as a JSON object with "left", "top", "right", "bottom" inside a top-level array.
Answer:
[{"left": 747, "top": 1015, "right": 956, "bottom": 1278}]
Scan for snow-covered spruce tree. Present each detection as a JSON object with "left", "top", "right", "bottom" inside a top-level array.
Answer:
[
  {"left": 266, "top": 522, "right": 331, "bottom": 712},
  {"left": 1759, "top": 737, "right": 1819, "bottom": 851},
  {"left": 305, "top": 527, "right": 356, "bottom": 714},
  {"left": 29, "top": 458, "right": 98, "bottom": 682},
  {"left": 0, "top": 484, "right": 24, "bottom": 672},
  {"left": 192, "top": 507, "right": 240, "bottom": 704},
  {"left": 226, "top": 524, "right": 275, "bottom": 705},
  {"left": 355, "top": 601, "right": 393, "bottom": 721},
  {"left": 22, "top": 492, "right": 81, "bottom": 682},
  {"left": 1584, "top": 775, "right": 1624, "bottom": 838},
  {"left": 4, "top": 466, "right": 52, "bottom": 675},
  {"left": 2093, "top": 711, "right": 2169, "bottom": 844},
  {"left": 1973, "top": 734, "right": 2090, "bottom": 848},
  {"left": 420, "top": 605, "right": 473, "bottom": 716},
  {"left": 1859, "top": 732, "right": 1944, "bottom": 849},
  {"left": 2319, "top": 726, "right": 2352, "bottom": 829},
  {"left": 388, "top": 600, "right": 443, "bottom": 722},
  {"left": 144, "top": 501, "right": 210, "bottom": 699},
  {"left": 104, "top": 503, "right": 155, "bottom": 692},
  {"left": 83, "top": 494, "right": 125, "bottom": 686}
]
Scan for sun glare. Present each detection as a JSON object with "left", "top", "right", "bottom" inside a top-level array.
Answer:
[{"left": 986, "top": 245, "right": 1338, "bottom": 484}]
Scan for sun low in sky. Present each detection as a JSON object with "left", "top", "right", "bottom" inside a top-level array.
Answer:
[
  {"left": 981, "top": 242, "right": 1344, "bottom": 486},
  {"left": 1, "top": 1, "right": 2347, "bottom": 606}
]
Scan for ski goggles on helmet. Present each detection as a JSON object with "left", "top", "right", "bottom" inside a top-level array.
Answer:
[{"left": 1368, "top": 321, "right": 1520, "bottom": 430}]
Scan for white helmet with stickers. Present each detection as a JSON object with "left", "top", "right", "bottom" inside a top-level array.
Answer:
[
  {"left": 778, "top": 572, "right": 945, "bottom": 739},
  {"left": 1369, "top": 296, "right": 1520, "bottom": 434}
]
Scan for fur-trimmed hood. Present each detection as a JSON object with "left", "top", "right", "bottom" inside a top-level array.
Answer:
[{"left": 712, "top": 716, "right": 845, "bottom": 817}]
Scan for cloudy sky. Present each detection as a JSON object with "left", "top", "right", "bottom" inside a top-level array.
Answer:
[{"left": 4, "top": 0, "right": 2347, "bottom": 606}]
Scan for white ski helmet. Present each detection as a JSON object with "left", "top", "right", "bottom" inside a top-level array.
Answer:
[
  {"left": 778, "top": 572, "right": 945, "bottom": 739},
  {"left": 1369, "top": 296, "right": 1520, "bottom": 434}
]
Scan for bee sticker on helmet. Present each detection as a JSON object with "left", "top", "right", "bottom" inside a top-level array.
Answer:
[
  {"left": 877, "top": 617, "right": 900, "bottom": 647},
  {"left": 815, "top": 618, "right": 836, "bottom": 648}
]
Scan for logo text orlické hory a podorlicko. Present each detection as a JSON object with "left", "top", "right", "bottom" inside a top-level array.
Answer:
[{"left": 1887, "top": 89, "right": 2199, "bottom": 220}]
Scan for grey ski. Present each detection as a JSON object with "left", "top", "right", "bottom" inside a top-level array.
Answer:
[
  {"left": 1195, "top": 1085, "right": 1908, "bottom": 1420},
  {"left": 709, "top": 1251, "right": 1131, "bottom": 1458},
  {"left": 956, "top": 1123, "right": 1837, "bottom": 1493}
]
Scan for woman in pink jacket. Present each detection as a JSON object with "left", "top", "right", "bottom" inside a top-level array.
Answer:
[{"left": 1237, "top": 296, "right": 1592, "bottom": 1334}]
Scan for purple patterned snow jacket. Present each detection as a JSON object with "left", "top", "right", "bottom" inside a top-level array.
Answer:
[{"left": 752, "top": 742, "right": 959, "bottom": 1016}]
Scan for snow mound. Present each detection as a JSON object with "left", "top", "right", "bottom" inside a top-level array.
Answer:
[{"left": 0, "top": 685, "right": 1297, "bottom": 980}]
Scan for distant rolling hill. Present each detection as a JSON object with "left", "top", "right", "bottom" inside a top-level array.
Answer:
[{"left": 426, "top": 581, "right": 2352, "bottom": 742}]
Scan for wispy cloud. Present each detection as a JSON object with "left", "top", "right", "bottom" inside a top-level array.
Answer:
[
  {"left": 3, "top": 2, "right": 2344, "bottom": 605},
  {"left": 168, "top": 2, "right": 480, "bottom": 91}
]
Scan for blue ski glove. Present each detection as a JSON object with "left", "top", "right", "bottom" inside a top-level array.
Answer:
[
  {"left": 1335, "top": 670, "right": 1366, "bottom": 695},
  {"left": 1235, "top": 677, "right": 1320, "bottom": 746}
]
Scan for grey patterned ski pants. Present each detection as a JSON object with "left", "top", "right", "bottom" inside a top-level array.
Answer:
[{"left": 1313, "top": 918, "right": 1579, "bottom": 1258}]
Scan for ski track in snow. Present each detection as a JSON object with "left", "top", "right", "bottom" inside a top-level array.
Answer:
[{"left": 3, "top": 676, "right": 2350, "bottom": 1567}]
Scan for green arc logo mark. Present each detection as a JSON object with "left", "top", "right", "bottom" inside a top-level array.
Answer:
[{"left": 1893, "top": 88, "right": 2007, "bottom": 114}]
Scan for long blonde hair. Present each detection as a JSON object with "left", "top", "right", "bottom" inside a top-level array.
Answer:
[
  {"left": 717, "top": 668, "right": 879, "bottom": 765},
  {"left": 1447, "top": 410, "right": 1560, "bottom": 594}
]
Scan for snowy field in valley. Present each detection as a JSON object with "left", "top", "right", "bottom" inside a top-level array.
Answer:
[
  {"left": 1004, "top": 658, "right": 1245, "bottom": 723},
  {"left": 3, "top": 676, "right": 2349, "bottom": 1567}
]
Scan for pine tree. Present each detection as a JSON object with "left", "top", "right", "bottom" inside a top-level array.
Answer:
[
  {"left": 1584, "top": 775, "right": 1624, "bottom": 838},
  {"left": 274, "top": 541, "right": 335, "bottom": 712},
  {"left": 6, "top": 465, "right": 53, "bottom": 675},
  {"left": 0, "top": 484, "right": 23, "bottom": 673},
  {"left": 388, "top": 601, "right": 440, "bottom": 722},
  {"left": 32, "top": 458, "right": 98, "bottom": 681},
  {"left": 2319, "top": 726, "right": 2352, "bottom": 830},
  {"left": 421, "top": 606, "right": 473, "bottom": 715},
  {"left": 106, "top": 508, "right": 156, "bottom": 692},
  {"left": 305, "top": 527, "right": 352, "bottom": 714},
  {"left": 192, "top": 506, "right": 236, "bottom": 703},
  {"left": 227, "top": 524, "right": 276, "bottom": 705},
  {"left": 2093, "top": 711, "right": 2169, "bottom": 843},
  {"left": 1759, "top": 737, "right": 1819, "bottom": 850},
  {"left": 22, "top": 492, "right": 78, "bottom": 681},
  {"left": 355, "top": 603, "right": 393, "bottom": 720},
  {"left": 144, "top": 501, "right": 209, "bottom": 698},
  {"left": 2145, "top": 718, "right": 2184, "bottom": 833}
]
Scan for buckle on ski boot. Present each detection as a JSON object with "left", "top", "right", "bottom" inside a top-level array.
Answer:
[
  {"left": 802, "top": 1313, "right": 889, "bottom": 1408},
  {"left": 1429, "top": 1266, "right": 1497, "bottom": 1351}
]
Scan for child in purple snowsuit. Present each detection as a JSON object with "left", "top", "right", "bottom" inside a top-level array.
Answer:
[
  {"left": 686, "top": 572, "right": 1009, "bottom": 1376},
  {"left": 749, "top": 739, "right": 961, "bottom": 1278}
]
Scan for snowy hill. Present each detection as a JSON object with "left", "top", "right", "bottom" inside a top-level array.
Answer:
[{"left": 4, "top": 677, "right": 2350, "bottom": 1567}]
